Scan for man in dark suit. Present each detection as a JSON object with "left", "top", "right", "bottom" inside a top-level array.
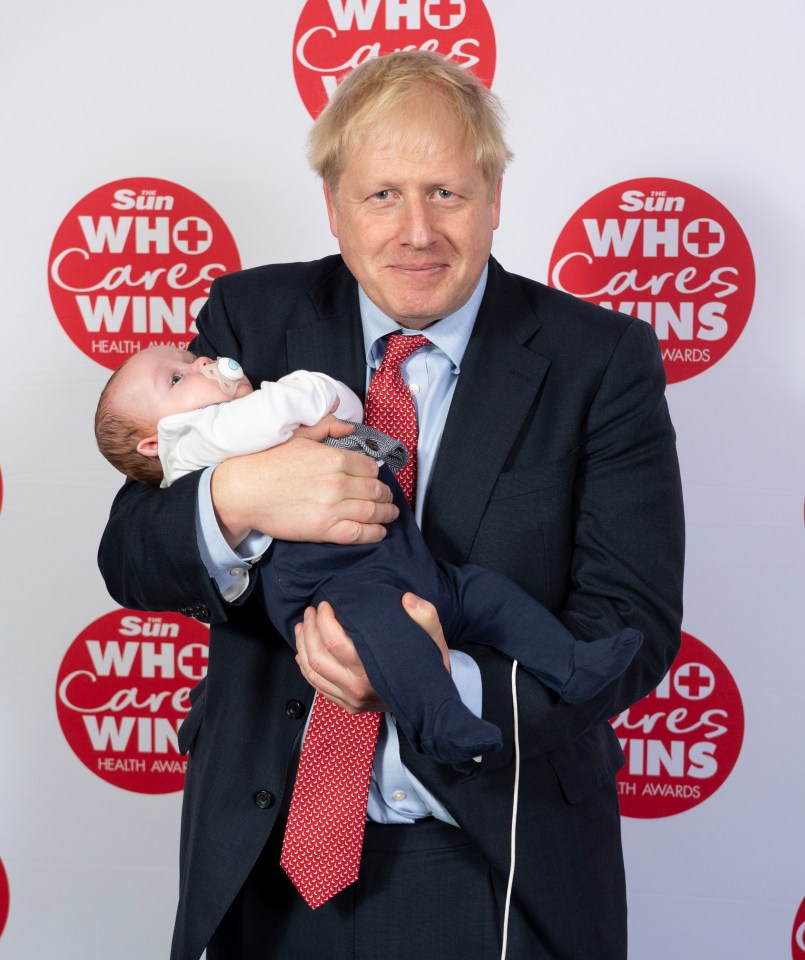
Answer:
[{"left": 98, "top": 51, "right": 684, "bottom": 960}]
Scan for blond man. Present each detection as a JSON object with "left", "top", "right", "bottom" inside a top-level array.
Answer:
[{"left": 99, "top": 51, "right": 684, "bottom": 960}]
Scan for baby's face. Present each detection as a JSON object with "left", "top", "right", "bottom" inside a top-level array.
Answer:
[{"left": 114, "top": 346, "right": 253, "bottom": 425}]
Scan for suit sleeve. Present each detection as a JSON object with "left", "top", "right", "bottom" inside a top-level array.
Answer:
[
  {"left": 97, "top": 279, "right": 250, "bottom": 623},
  {"left": 466, "top": 318, "right": 685, "bottom": 767}
]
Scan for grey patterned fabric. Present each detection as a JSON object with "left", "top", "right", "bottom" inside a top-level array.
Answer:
[{"left": 324, "top": 421, "right": 410, "bottom": 475}]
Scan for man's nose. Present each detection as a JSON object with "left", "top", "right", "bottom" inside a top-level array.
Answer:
[{"left": 398, "top": 197, "right": 436, "bottom": 248}]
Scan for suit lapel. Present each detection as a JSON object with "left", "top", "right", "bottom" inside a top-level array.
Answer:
[
  {"left": 424, "top": 259, "right": 551, "bottom": 563},
  {"left": 284, "top": 260, "right": 367, "bottom": 400}
]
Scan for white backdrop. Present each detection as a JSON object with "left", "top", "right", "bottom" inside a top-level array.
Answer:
[{"left": 1, "top": 1, "right": 804, "bottom": 957}]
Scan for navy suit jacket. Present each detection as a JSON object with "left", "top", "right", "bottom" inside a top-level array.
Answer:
[{"left": 98, "top": 255, "right": 684, "bottom": 960}]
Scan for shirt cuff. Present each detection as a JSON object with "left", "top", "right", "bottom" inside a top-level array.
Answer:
[{"left": 195, "top": 466, "right": 271, "bottom": 602}]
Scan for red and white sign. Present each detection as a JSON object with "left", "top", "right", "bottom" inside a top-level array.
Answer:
[
  {"left": 48, "top": 178, "right": 241, "bottom": 370},
  {"left": 794, "top": 897, "right": 805, "bottom": 959},
  {"left": 612, "top": 631, "right": 744, "bottom": 817},
  {"left": 293, "top": 0, "right": 496, "bottom": 118},
  {"left": 548, "top": 178, "right": 755, "bottom": 383},
  {"left": 56, "top": 609, "right": 209, "bottom": 794},
  {"left": 0, "top": 858, "right": 7, "bottom": 940}
]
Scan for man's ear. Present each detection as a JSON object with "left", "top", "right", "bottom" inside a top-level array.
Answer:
[
  {"left": 323, "top": 183, "right": 339, "bottom": 239},
  {"left": 491, "top": 176, "right": 503, "bottom": 231},
  {"left": 136, "top": 435, "right": 159, "bottom": 458}
]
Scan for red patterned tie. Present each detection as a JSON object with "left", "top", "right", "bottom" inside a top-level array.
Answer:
[
  {"left": 280, "top": 332, "right": 429, "bottom": 908},
  {"left": 280, "top": 695, "right": 381, "bottom": 908},
  {"left": 365, "top": 333, "right": 430, "bottom": 506}
]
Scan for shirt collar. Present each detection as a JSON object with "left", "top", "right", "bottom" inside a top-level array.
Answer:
[{"left": 359, "top": 264, "right": 488, "bottom": 374}]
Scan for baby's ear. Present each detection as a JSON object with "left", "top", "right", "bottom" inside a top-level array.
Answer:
[{"left": 136, "top": 435, "right": 159, "bottom": 458}]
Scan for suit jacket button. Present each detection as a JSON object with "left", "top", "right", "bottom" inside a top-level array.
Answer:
[
  {"left": 286, "top": 700, "right": 306, "bottom": 720},
  {"left": 254, "top": 790, "right": 274, "bottom": 809}
]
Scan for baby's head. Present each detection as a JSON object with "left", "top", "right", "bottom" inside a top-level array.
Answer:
[{"left": 95, "top": 345, "right": 253, "bottom": 485}]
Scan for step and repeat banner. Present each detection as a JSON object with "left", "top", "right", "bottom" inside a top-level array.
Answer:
[{"left": 2, "top": 1, "right": 804, "bottom": 957}]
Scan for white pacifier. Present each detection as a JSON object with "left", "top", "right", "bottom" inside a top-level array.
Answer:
[{"left": 201, "top": 356, "right": 246, "bottom": 395}]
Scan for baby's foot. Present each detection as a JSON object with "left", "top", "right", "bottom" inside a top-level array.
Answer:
[
  {"left": 559, "top": 629, "right": 643, "bottom": 703},
  {"left": 419, "top": 699, "right": 503, "bottom": 764}
]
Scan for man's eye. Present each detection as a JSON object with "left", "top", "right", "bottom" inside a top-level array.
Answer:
[
  {"left": 373, "top": 190, "right": 391, "bottom": 200},
  {"left": 170, "top": 374, "right": 183, "bottom": 386},
  {"left": 437, "top": 189, "right": 454, "bottom": 199}
]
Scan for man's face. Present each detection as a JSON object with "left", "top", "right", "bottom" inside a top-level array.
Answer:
[
  {"left": 113, "top": 346, "right": 253, "bottom": 430},
  {"left": 325, "top": 101, "right": 502, "bottom": 330}
]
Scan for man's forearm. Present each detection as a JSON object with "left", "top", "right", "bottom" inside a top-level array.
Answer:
[
  {"left": 197, "top": 467, "right": 270, "bottom": 600},
  {"left": 98, "top": 470, "right": 228, "bottom": 621}
]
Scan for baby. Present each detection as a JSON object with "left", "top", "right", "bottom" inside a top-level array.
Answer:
[{"left": 95, "top": 345, "right": 642, "bottom": 764}]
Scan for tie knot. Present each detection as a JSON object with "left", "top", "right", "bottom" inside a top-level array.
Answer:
[{"left": 381, "top": 333, "right": 430, "bottom": 371}]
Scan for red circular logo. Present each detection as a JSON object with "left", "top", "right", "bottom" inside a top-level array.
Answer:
[
  {"left": 56, "top": 609, "right": 209, "bottom": 794},
  {"left": 293, "top": 0, "right": 496, "bottom": 118},
  {"left": 0, "top": 858, "right": 8, "bottom": 939},
  {"left": 612, "top": 631, "right": 744, "bottom": 817},
  {"left": 794, "top": 897, "right": 805, "bottom": 959},
  {"left": 548, "top": 178, "right": 755, "bottom": 383},
  {"left": 48, "top": 178, "right": 241, "bottom": 370}
]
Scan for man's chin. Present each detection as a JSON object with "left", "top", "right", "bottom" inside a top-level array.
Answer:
[
  {"left": 387, "top": 310, "right": 444, "bottom": 331},
  {"left": 380, "top": 294, "right": 457, "bottom": 329}
]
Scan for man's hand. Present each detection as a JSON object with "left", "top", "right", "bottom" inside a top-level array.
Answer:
[
  {"left": 295, "top": 601, "right": 387, "bottom": 714},
  {"left": 294, "top": 593, "right": 450, "bottom": 712},
  {"left": 210, "top": 415, "right": 398, "bottom": 548},
  {"left": 401, "top": 593, "right": 450, "bottom": 673}
]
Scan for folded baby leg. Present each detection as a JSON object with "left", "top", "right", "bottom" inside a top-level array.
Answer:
[
  {"left": 557, "top": 628, "right": 643, "bottom": 703},
  {"left": 318, "top": 579, "right": 502, "bottom": 764}
]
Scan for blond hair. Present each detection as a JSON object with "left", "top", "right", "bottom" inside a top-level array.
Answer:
[
  {"left": 95, "top": 361, "right": 164, "bottom": 486},
  {"left": 308, "top": 50, "right": 512, "bottom": 194}
]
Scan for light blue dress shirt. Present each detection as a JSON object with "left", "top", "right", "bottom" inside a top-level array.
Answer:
[{"left": 195, "top": 265, "right": 489, "bottom": 824}]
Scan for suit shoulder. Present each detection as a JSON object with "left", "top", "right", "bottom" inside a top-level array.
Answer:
[
  {"left": 212, "top": 254, "right": 347, "bottom": 300},
  {"left": 513, "top": 271, "right": 635, "bottom": 343},
  {"left": 489, "top": 261, "right": 661, "bottom": 371}
]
